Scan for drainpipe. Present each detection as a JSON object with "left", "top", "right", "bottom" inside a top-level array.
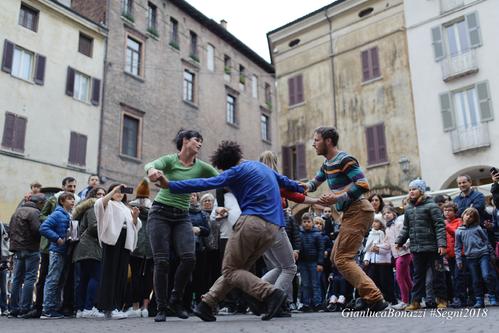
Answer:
[
  {"left": 97, "top": 0, "right": 111, "bottom": 183},
  {"left": 325, "top": 9, "right": 337, "bottom": 128}
]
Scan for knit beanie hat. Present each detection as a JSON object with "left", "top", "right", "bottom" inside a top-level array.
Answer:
[
  {"left": 135, "top": 179, "right": 150, "bottom": 199},
  {"left": 409, "top": 179, "right": 426, "bottom": 193}
]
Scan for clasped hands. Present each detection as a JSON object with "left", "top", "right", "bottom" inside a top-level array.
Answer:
[
  {"left": 299, "top": 183, "right": 337, "bottom": 206},
  {"left": 148, "top": 168, "right": 169, "bottom": 189}
]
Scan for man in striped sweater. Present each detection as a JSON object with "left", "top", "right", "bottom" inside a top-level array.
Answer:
[{"left": 303, "top": 127, "right": 388, "bottom": 312}]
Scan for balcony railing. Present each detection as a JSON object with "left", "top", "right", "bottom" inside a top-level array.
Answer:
[
  {"left": 441, "top": 49, "right": 478, "bottom": 82},
  {"left": 450, "top": 123, "right": 490, "bottom": 153},
  {"left": 440, "top": 0, "right": 465, "bottom": 13}
]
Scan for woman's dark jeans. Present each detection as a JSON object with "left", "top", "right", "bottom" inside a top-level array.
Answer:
[{"left": 148, "top": 202, "right": 195, "bottom": 311}]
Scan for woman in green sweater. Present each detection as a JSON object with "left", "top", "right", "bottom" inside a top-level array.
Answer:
[{"left": 145, "top": 130, "right": 218, "bottom": 322}]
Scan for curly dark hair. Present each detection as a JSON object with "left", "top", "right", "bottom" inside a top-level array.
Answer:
[{"left": 210, "top": 141, "right": 243, "bottom": 170}]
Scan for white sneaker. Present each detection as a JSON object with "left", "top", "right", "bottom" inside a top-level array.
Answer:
[
  {"left": 338, "top": 295, "right": 346, "bottom": 304},
  {"left": 329, "top": 295, "right": 338, "bottom": 304},
  {"left": 76, "top": 310, "right": 83, "bottom": 318},
  {"left": 111, "top": 310, "right": 128, "bottom": 319},
  {"left": 141, "top": 308, "right": 149, "bottom": 318},
  {"left": 125, "top": 308, "right": 141, "bottom": 318},
  {"left": 392, "top": 302, "right": 407, "bottom": 310},
  {"left": 82, "top": 307, "right": 105, "bottom": 318},
  {"left": 218, "top": 307, "right": 235, "bottom": 315}
]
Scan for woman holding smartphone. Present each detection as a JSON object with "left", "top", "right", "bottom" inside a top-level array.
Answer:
[{"left": 94, "top": 183, "right": 141, "bottom": 319}]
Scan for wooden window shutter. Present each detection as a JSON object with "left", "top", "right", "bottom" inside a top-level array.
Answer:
[
  {"left": 69, "top": 132, "right": 78, "bottom": 164},
  {"left": 431, "top": 26, "right": 445, "bottom": 61},
  {"left": 13, "top": 116, "right": 27, "bottom": 152},
  {"left": 361, "top": 50, "right": 370, "bottom": 81},
  {"left": 288, "top": 77, "right": 295, "bottom": 106},
  {"left": 2, "top": 113, "right": 16, "bottom": 148},
  {"left": 34, "top": 54, "right": 46, "bottom": 85},
  {"left": 476, "top": 81, "right": 493, "bottom": 122},
  {"left": 376, "top": 123, "right": 387, "bottom": 162},
  {"left": 78, "top": 134, "right": 87, "bottom": 166},
  {"left": 296, "top": 75, "right": 304, "bottom": 104},
  {"left": 466, "top": 12, "right": 482, "bottom": 48},
  {"left": 365, "top": 126, "right": 376, "bottom": 165},
  {"left": 91, "top": 78, "right": 101, "bottom": 106},
  {"left": 371, "top": 47, "right": 380, "bottom": 78},
  {"left": 66, "top": 67, "right": 75, "bottom": 96},
  {"left": 281, "top": 146, "right": 292, "bottom": 177},
  {"left": 2, "top": 40, "right": 14, "bottom": 73},
  {"left": 439, "top": 92, "right": 455, "bottom": 131},
  {"left": 295, "top": 143, "right": 307, "bottom": 180}
]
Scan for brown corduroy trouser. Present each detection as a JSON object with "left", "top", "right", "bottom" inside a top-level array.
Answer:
[
  {"left": 202, "top": 215, "right": 279, "bottom": 307},
  {"left": 332, "top": 198, "right": 384, "bottom": 303}
]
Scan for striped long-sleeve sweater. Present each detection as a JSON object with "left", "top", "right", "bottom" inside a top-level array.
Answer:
[{"left": 306, "top": 151, "right": 370, "bottom": 212}]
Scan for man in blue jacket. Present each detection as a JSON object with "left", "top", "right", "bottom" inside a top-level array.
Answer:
[
  {"left": 39, "top": 192, "right": 75, "bottom": 319},
  {"left": 454, "top": 175, "right": 486, "bottom": 221},
  {"left": 154, "top": 141, "right": 304, "bottom": 322}
]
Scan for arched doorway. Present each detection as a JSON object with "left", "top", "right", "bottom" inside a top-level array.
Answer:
[{"left": 440, "top": 165, "right": 494, "bottom": 189}]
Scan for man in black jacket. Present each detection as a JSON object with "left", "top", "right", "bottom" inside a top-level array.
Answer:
[{"left": 8, "top": 194, "right": 45, "bottom": 317}]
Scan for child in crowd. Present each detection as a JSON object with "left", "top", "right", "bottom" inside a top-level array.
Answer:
[
  {"left": 383, "top": 206, "right": 412, "bottom": 310},
  {"left": 363, "top": 218, "right": 396, "bottom": 305},
  {"left": 325, "top": 266, "right": 347, "bottom": 312},
  {"left": 455, "top": 207, "right": 497, "bottom": 308},
  {"left": 298, "top": 213, "right": 324, "bottom": 312},
  {"left": 443, "top": 202, "right": 466, "bottom": 308},
  {"left": 314, "top": 216, "right": 331, "bottom": 303},
  {"left": 39, "top": 192, "right": 75, "bottom": 319}
]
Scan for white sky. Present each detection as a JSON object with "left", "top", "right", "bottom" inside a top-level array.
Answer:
[{"left": 185, "top": 0, "right": 336, "bottom": 62}]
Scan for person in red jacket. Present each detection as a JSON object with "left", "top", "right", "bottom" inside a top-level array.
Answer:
[{"left": 443, "top": 202, "right": 464, "bottom": 308}]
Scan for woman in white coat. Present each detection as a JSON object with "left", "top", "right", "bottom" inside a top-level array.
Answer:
[{"left": 95, "top": 183, "right": 141, "bottom": 319}]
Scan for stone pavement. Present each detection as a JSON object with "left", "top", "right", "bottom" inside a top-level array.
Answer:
[{"left": 0, "top": 308, "right": 498, "bottom": 333}]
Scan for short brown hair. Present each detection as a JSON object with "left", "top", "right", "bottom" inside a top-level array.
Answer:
[
  {"left": 301, "top": 212, "right": 312, "bottom": 221},
  {"left": 58, "top": 192, "right": 75, "bottom": 205},
  {"left": 442, "top": 202, "right": 458, "bottom": 212}
]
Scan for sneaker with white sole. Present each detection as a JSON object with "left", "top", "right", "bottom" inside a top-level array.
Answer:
[
  {"left": 392, "top": 302, "right": 407, "bottom": 310},
  {"left": 125, "top": 308, "right": 141, "bottom": 318},
  {"left": 329, "top": 295, "right": 338, "bottom": 304},
  {"left": 107, "top": 310, "right": 127, "bottom": 319},
  {"left": 76, "top": 310, "right": 83, "bottom": 318},
  {"left": 141, "top": 308, "right": 149, "bottom": 318},
  {"left": 82, "top": 307, "right": 105, "bottom": 319},
  {"left": 338, "top": 295, "right": 346, "bottom": 304}
]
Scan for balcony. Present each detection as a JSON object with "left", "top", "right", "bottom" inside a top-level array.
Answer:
[
  {"left": 441, "top": 49, "right": 478, "bottom": 82},
  {"left": 440, "top": 0, "right": 465, "bottom": 13},
  {"left": 450, "top": 123, "right": 490, "bottom": 153}
]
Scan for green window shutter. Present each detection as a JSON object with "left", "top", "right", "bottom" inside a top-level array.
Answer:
[
  {"left": 476, "top": 81, "right": 493, "bottom": 122},
  {"left": 466, "top": 12, "right": 482, "bottom": 48},
  {"left": 431, "top": 26, "right": 445, "bottom": 61},
  {"left": 439, "top": 92, "right": 455, "bottom": 131}
]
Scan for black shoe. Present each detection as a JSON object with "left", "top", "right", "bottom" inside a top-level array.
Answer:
[
  {"left": 299, "top": 305, "right": 312, "bottom": 312},
  {"left": 369, "top": 299, "right": 389, "bottom": 312},
  {"left": 20, "top": 309, "right": 41, "bottom": 319},
  {"left": 352, "top": 298, "right": 369, "bottom": 311},
  {"left": 168, "top": 300, "right": 189, "bottom": 319},
  {"left": 154, "top": 311, "right": 166, "bottom": 322},
  {"left": 193, "top": 301, "right": 216, "bottom": 322},
  {"left": 326, "top": 303, "right": 337, "bottom": 312},
  {"left": 8, "top": 309, "right": 20, "bottom": 318},
  {"left": 450, "top": 299, "right": 464, "bottom": 308},
  {"left": 261, "top": 289, "right": 287, "bottom": 321},
  {"left": 244, "top": 294, "right": 267, "bottom": 316},
  {"left": 425, "top": 301, "right": 437, "bottom": 309}
]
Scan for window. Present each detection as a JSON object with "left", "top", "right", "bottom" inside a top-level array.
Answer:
[
  {"left": 147, "top": 2, "right": 157, "bottom": 34},
  {"left": 18, "top": 3, "right": 39, "bottom": 32},
  {"left": 122, "top": 114, "right": 140, "bottom": 158},
  {"left": 11, "top": 46, "right": 34, "bottom": 81},
  {"left": 65, "top": 67, "right": 101, "bottom": 105},
  {"left": 207, "top": 44, "right": 215, "bottom": 71},
  {"left": 74, "top": 71, "right": 90, "bottom": 102},
  {"left": 78, "top": 33, "right": 93, "bottom": 57},
  {"left": 170, "top": 17, "right": 179, "bottom": 48},
  {"left": 365, "top": 123, "right": 387, "bottom": 165},
  {"left": 252, "top": 75, "right": 258, "bottom": 98},
  {"left": 2, "top": 41, "right": 45, "bottom": 85},
  {"left": 2, "top": 112, "right": 27, "bottom": 152},
  {"left": 68, "top": 132, "right": 87, "bottom": 166},
  {"left": 281, "top": 144, "right": 306, "bottom": 179},
  {"left": 440, "top": 81, "right": 493, "bottom": 131},
  {"left": 239, "top": 65, "right": 246, "bottom": 85},
  {"left": 361, "top": 47, "right": 380, "bottom": 82},
  {"left": 183, "top": 70, "right": 194, "bottom": 102},
  {"left": 288, "top": 74, "right": 304, "bottom": 106},
  {"left": 224, "top": 55, "right": 231, "bottom": 74},
  {"left": 226, "top": 95, "right": 236, "bottom": 124},
  {"left": 122, "top": 0, "right": 133, "bottom": 19},
  {"left": 126, "top": 36, "right": 142, "bottom": 76},
  {"left": 190, "top": 31, "right": 198, "bottom": 61},
  {"left": 261, "top": 113, "right": 270, "bottom": 141},
  {"left": 265, "top": 83, "right": 272, "bottom": 107},
  {"left": 431, "top": 12, "right": 481, "bottom": 61}
]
